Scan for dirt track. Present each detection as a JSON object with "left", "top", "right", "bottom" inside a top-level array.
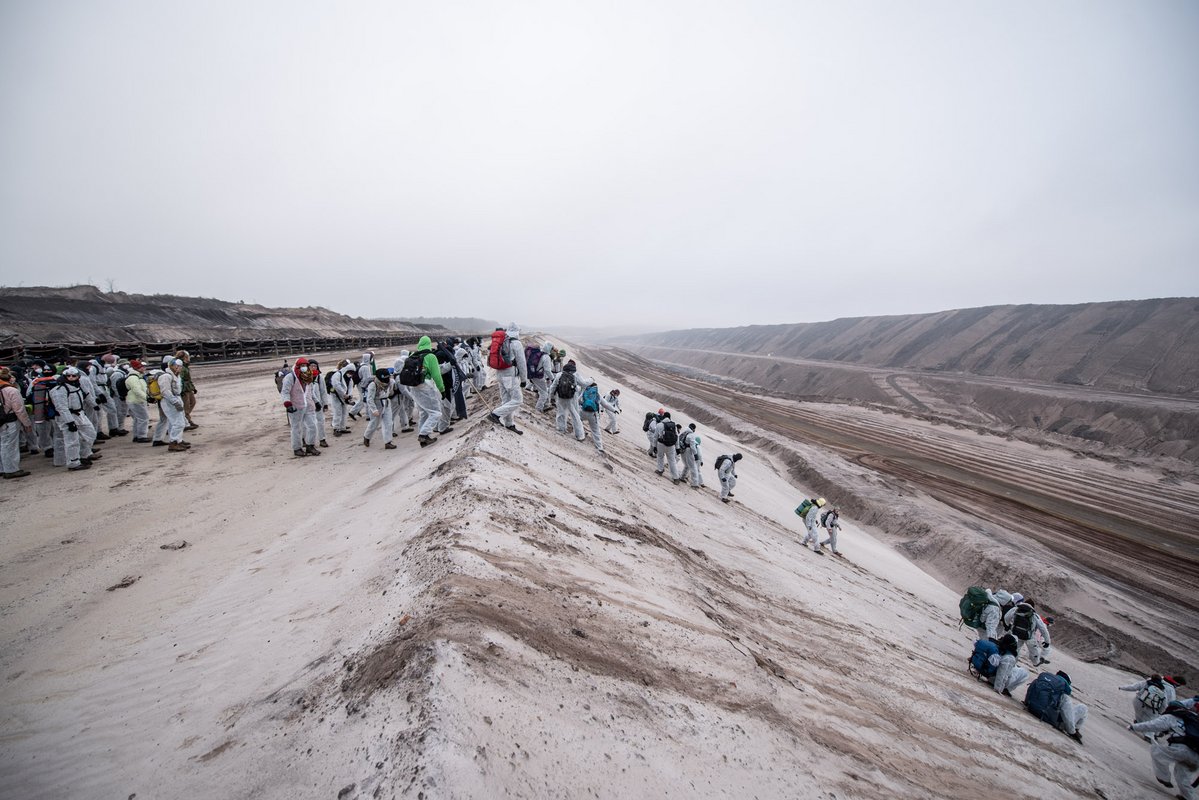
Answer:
[{"left": 582, "top": 347, "right": 1199, "bottom": 620}]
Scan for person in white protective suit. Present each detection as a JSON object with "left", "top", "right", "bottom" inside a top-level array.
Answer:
[
  {"left": 466, "top": 337, "right": 487, "bottom": 392},
  {"left": 975, "top": 590, "right": 1010, "bottom": 641},
  {"left": 1130, "top": 702, "right": 1199, "bottom": 800},
  {"left": 801, "top": 497, "right": 828, "bottom": 553},
  {"left": 49, "top": 367, "right": 99, "bottom": 470},
  {"left": 363, "top": 368, "right": 397, "bottom": 449},
  {"left": 652, "top": 413, "right": 683, "bottom": 483},
  {"left": 349, "top": 352, "right": 374, "bottom": 419},
  {"left": 410, "top": 336, "right": 445, "bottom": 447},
  {"left": 280, "top": 358, "right": 320, "bottom": 457},
  {"left": 1005, "top": 598, "right": 1051, "bottom": 667},
  {"left": 549, "top": 361, "right": 584, "bottom": 437},
  {"left": 717, "top": 453, "right": 741, "bottom": 502},
  {"left": 74, "top": 359, "right": 105, "bottom": 441},
  {"left": 108, "top": 357, "right": 131, "bottom": 435},
  {"left": 818, "top": 507, "right": 844, "bottom": 556},
  {"left": 308, "top": 359, "right": 330, "bottom": 448},
  {"left": 644, "top": 411, "right": 661, "bottom": 457},
  {"left": 392, "top": 353, "right": 416, "bottom": 434},
  {"left": 526, "top": 341, "right": 554, "bottom": 412},
  {"left": 603, "top": 388, "right": 622, "bottom": 433},
  {"left": 677, "top": 424, "right": 704, "bottom": 488},
  {"left": 156, "top": 359, "right": 190, "bottom": 452},
  {"left": 329, "top": 359, "right": 356, "bottom": 436},
  {"left": 453, "top": 340, "right": 477, "bottom": 397},
  {"left": 1120, "top": 674, "right": 1181, "bottom": 728},
  {"left": 577, "top": 378, "right": 618, "bottom": 453},
  {"left": 488, "top": 324, "right": 528, "bottom": 434},
  {"left": 987, "top": 634, "right": 1030, "bottom": 697}
]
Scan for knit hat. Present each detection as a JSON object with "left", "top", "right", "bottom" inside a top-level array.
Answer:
[
  {"left": 688, "top": 423, "right": 696, "bottom": 431},
  {"left": 130, "top": 359, "right": 143, "bottom": 370}
]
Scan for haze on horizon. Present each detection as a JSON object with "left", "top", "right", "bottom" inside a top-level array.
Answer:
[{"left": 1, "top": 1, "right": 1197, "bottom": 331}]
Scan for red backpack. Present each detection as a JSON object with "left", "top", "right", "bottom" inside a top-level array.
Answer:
[{"left": 488, "top": 330, "right": 511, "bottom": 370}]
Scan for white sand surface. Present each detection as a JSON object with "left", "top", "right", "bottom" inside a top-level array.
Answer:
[{"left": 0, "top": 347, "right": 1177, "bottom": 799}]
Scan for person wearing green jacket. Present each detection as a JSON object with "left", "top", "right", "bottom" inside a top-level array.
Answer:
[
  {"left": 412, "top": 336, "right": 446, "bottom": 447},
  {"left": 176, "top": 350, "right": 198, "bottom": 430},
  {"left": 124, "top": 360, "right": 151, "bottom": 442}
]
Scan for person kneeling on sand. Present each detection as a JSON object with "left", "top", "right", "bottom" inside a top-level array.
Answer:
[
  {"left": 989, "top": 634, "right": 1030, "bottom": 697},
  {"left": 717, "top": 452, "right": 741, "bottom": 502},
  {"left": 1026, "top": 670, "right": 1088, "bottom": 743}
]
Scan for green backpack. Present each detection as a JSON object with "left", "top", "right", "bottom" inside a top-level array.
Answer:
[
  {"left": 795, "top": 499, "right": 815, "bottom": 517},
  {"left": 959, "top": 586, "right": 995, "bottom": 629}
]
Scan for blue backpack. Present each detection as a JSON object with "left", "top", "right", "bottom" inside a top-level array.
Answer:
[
  {"left": 1024, "top": 672, "right": 1070, "bottom": 727},
  {"left": 968, "top": 640, "right": 998, "bottom": 680},
  {"left": 581, "top": 385, "right": 599, "bottom": 412}
]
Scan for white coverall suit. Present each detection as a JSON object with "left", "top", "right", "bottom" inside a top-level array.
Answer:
[
  {"left": 364, "top": 378, "right": 395, "bottom": 444},
  {"left": 350, "top": 355, "right": 373, "bottom": 417},
  {"left": 718, "top": 457, "right": 737, "bottom": 500},
  {"left": 528, "top": 344, "right": 553, "bottom": 412},
  {"left": 801, "top": 504, "right": 824, "bottom": 552},
  {"left": 652, "top": 419, "right": 682, "bottom": 481},
  {"left": 988, "top": 652, "right": 1030, "bottom": 696},
  {"left": 330, "top": 367, "right": 355, "bottom": 433},
  {"left": 550, "top": 369, "right": 584, "bottom": 436},
  {"left": 469, "top": 344, "right": 487, "bottom": 391},
  {"left": 157, "top": 370, "right": 187, "bottom": 444},
  {"left": 677, "top": 430, "right": 704, "bottom": 487},
  {"left": 49, "top": 380, "right": 97, "bottom": 467},
  {"left": 1120, "top": 679, "right": 1177, "bottom": 725},
  {"left": 578, "top": 382, "right": 617, "bottom": 452},
  {"left": 279, "top": 372, "right": 316, "bottom": 451},
  {"left": 391, "top": 355, "right": 416, "bottom": 432},
  {"left": 603, "top": 392, "right": 621, "bottom": 433},
  {"left": 975, "top": 593, "right": 1004, "bottom": 641},
  {"left": 1004, "top": 604, "right": 1051, "bottom": 666},
  {"left": 1130, "top": 713, "right": 1198, "bottom": 800},
  {"left": 492, "top": 327, "right": 528, "bottom": 427},
  {"left": 311, "top": 370, "right": 330, "bottom": 444}
]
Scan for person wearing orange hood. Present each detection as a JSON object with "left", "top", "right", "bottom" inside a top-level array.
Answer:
[
  {"left": 0, "top": 367, "right": 33, "bottom": 478},
  {"left": 280, "top": 357, "right": 321, "bottom": 457}
]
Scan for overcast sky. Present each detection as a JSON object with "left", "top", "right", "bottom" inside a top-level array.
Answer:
[{"left": 1, "top": 1, "right": 1197, "bottom": 330}]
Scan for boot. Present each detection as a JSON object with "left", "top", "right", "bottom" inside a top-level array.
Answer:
[
  {"left": 44, "top": 448, "right": 54, "bottom": 458},
  {"left": 294, "top": 448, "right": 307, "bottom": 457},
  {"left": 363, "top": 437, "right": 370, "bottom": 447},
  {"left": 95, "top": 431, "right": 111, "bottom": 441},
  {"left": 304, "top": 444, "right": 321, "bottom": 456},
  {"left": 384, "top": 442, "right": 396, "bottom": 450},
  {"left": 418, "top": 435, "right": 437, "bottom": 448},
  {"left": 333, "top": 429, "right": 344, "bottom": 437},
  {"left": 178, "top": 441, "right": 192, "bottom": 448},
  {"left": 152, "top": 441, "right": 166, "bottom": 447},
  {"left": 319, "top": 439, "right": 329, "bottom": 448},
  {"left": 168, "top": 442, "right": 187, "bottom": 452},
  {"left": 68, "top": 462, "right": 91, "bottom": 471},
  {"left": 2, "top": 470, "right": 30, "bottom": 479}
]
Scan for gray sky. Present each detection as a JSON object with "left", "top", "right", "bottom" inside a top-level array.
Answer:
[{"left": 2, "top": 1, "right": 1197, "bottom": 330}]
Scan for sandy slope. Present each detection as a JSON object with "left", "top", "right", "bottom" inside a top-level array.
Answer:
[{"left": 0, "top": 349, "right": 1179, "bottom": 799}]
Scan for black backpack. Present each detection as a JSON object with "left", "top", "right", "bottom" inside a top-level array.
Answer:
[
  {"left": 398, "top": 351, "right": 429, "bottom": 387},
  {"left": 323, "top": 371, "right": 335, "bottom": 394},
  {"left": 556, "top": 371, "right": 577, "bottom": 399},
  {"left": 714, "top": 454, "right": 729, "bottom": 472},
  {"left": 1011, "top": 604, "right": 1037, "bottom": 640},
  {"left": 658, "top": 420, "right": 678, "bottom": 446},
  {"left": 114, "top": 372, "right": 130, "bottom": 400},
  {"left": 1166, "top": 707, "right": 1199, "bottom": 752},
  {"left": 642, "top": 412, "right": 656, "bottom": 432}
]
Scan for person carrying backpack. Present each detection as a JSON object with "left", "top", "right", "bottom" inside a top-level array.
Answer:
[
  {"left": 820, "top": 507, "right": 843, "bottom": 556},
  {"left": 1005, "top": 597, "right": 1051, "bottom": 666},
  {"left": 279, "top": 358, "right": 319, "bottom": 457},
  {"left": 363, "top": 368, "right": 396, "bottom": 449},
  {"left": 0, "top": 366, "right": 33, "bottom": 479},
  {"left": 1121, "top": 674, "right": 1183, "bottom": 727},
  {"left": 643, "top": 410, "right": 662, "bottom": 457},
  {"left": 717, "top": 452, "right": 742, "bottom": 502},
  {"left": 989, "top": 633, "right": 1030, "bottom": 698},
  {"left": 308, "top": 359, "right": 330, "bottom": 448},
  {"left": 124, "top": 360, "right": 151, "bottom": 442},
  {"left": 526, "top": 341, "right": 554, "bottom": 412},
  {"left": 549, "top": 361, "right": 584, "bottom": 439},
  {"left": 800, "top": 498, "right": 828, "bottom": 554},
  {"left": 49, "top": 367, "right": 99, "bottom": 470},
  {"left": 487, "top": 324, "right": 528, "bottom": 434},
  {"left": 407, "top": 336, "right": 446, "bottom": 447},
  {"left": 652, "top": 412, "right": 682, "bottom": 483},
  {"left": 1129, "top": 701, "right": 1199, "bottom": 800},
  {"left": 329, "top": 360, "right": 355, "bottom": 436},
  {"left": 390, "top": 353, "right": 416, "bottom": 434},
  {"left": 677, "top": 423, "right": 704, "bottom": 488},
  {"left": 1026, "top": 670, "right": 1088, "bottom": 743},
  {"left": 576, "top": 378, "right": 617, "bottom": 453},
  {"left": 349, "top": 352, "right": 375, "bottom": 420}
]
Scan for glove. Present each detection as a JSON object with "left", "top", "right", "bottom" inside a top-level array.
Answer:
[
  {"left": 1042, "top": 643, "right": 1050, "bottom": 650},
  {"left": 173, "top": 402, "right": 184, "bottom": 411},
  {"left": 1127, "top": 724, "right": 1134, "bottom": 731},
  {"left": 93, "top": 405, "right": 100, "bottom": 411},
  {"left": 67, "top": 421, "right": 78, "bottom": 432},
  {"left": 97, "top": 395, "right": 108, "bottom": 404},
  {"left": 520, "top": 381, "right": 527, "bottom": 388},
  {"left": 284, "top": 401, "right": 295, "bottom": 413},
  {"left": 314, "top": 402, "right": 322, "bottom": 411}
]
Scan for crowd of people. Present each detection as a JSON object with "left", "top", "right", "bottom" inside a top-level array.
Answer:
[
  {"left": 961, "top": 585, "right": 1198, "bottom": 792},
  {"left": 0, "top": 351, "right": 199, "bottom": 476}
]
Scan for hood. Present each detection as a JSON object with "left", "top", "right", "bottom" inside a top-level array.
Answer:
[
  {"left": 506, "top": 322, "right": 520, "bottom": 339},
  {"left": 541, "top": 342, "right": 553, "bottom": 353},
  {"left": 417, "top": 336, "right": 433, "bottom": 351},
  {"left": 563, "top": 363, "right": 577, "bottom": 373},
  {"left": 992, "top": 590, "right": 1013, "bottom": 606}
]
